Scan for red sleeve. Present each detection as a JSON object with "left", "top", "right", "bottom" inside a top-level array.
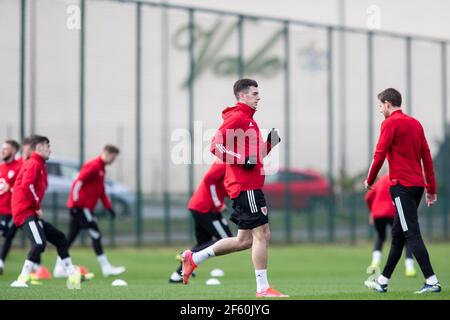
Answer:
[
  {"left": 19, "top": 162, "right": 40, "bottom": 206},
  {"left": 420, "top": 126, "right": 437, "bottom": 194},
  {"left": 203, "top": 163, "right": 226, "bottom": 209},
  {"left": 101, "top": 188, "right": 113, "bottom": 210},
  {"left": 367, "top": 120, "right": 394, "bottom": 185},
  {"left": 210, "top": 114, "right": 243, "bottom": 164}
]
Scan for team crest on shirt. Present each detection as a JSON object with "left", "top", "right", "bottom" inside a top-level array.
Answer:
[
  {"left": 8, "top": 170, "right": 15, "bottom": 179},
  {"left": 261, "top": 206, "right": 268, "bottom": 216},
  {"left": 99, "top": 171, "right": 104, "bottom": 176}
]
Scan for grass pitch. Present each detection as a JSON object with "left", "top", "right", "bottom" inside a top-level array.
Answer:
[{"left": 0, "top": 243, "right": 448, "bottom": 300}]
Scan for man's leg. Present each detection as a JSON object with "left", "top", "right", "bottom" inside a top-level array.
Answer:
[
  {"left": 398, "top": 187, "right": 438, "bottom": 286},
  {"left": 11, "top": 217, "right": 46, "bottom": 287},
  {"left": 42, "top": 220, "right": 81, "bottom": 289},
  {"left": 180, "top": 229, "right": 253, "bottom": 284},
  {"left": 79, "top": 208, "right": 125, "bottom": 276},
  {"left": 54, "top": 208, "right": 80, "bottom": 277},
  {"left": 251, "top": 223, "right": 270, "bottom": 292},
  {"left": 0, "top": 216, "right": 18, "bottom": 273},
  {"left": 371, "top": 218, "right": 389, "bottom": 268}
]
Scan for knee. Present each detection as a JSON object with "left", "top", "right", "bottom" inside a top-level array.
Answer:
[
  {"left": 254, "top": 228, "right": 271, "bottom": 243},
  {"left": 238, "top": 237, "right": 253, "bottom": 250},
  {"left": 32, "top": 242, "right": 46, "bottom": 254},
  {"left": 88, "top": 229, "right": 102, "bottom": 241}
]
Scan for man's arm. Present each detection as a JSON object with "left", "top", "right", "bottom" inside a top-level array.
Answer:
[
  {"left": 71, "top": 163, "right": 96, "bottom": 202},
  {"left": 210, "top": 116, "right": 243, "bottom": 164},
  {"left": 420, "top": 126, "right": 437, "bottom": 204},
  {"left": 366, "top": 121, "right": 394, "bottom": 186},
  {"left": 20, "top": 163, "right": 39, "bottom": 207}
]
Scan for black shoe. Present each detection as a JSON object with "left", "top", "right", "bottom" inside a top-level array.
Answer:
[
  {"left": 0, "top": 266, "right": 3, "bottom": 275},
  {"left": 415, "top": 282, "right": 441, "bottom": 294}
]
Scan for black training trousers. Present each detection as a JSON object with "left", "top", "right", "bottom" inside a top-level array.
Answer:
[{"left": 382, "top": 183, "right": 435, "bottom": 279}]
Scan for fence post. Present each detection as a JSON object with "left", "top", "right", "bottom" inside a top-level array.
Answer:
[
  {"left": 441, "top": 42, "right": 449, "bottom": 240},
  {"left": 187, "top": 8, "right": 196, "bottom": 243},
  {"left": 326, "top": 27, "right": 335, "bottom": 242},
  {"left": 135, "top": 2, "right": 143, "bottom": 247},
  {"left": 283, "top": 21, "right": 292, "bottom": 243}
]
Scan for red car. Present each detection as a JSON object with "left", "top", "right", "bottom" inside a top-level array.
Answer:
[{"left": 263, "top": 168, "right": 330, "bottom": 211}]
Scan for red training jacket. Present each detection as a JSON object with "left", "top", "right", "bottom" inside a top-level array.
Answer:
[
  {"left": 365, "top": 175, "right": 396, "bottom": 219},
  {"left": 11, "top": 153, "right": 48, "bottom": 226},
  {"left": 210, "top": 102, "right": 273, "bottom": 199},
  {"left": 0, "top": 158, "right": 23, "bottom": 214},
  {"left": 367, "top": 110, "right": 436, "bottom": 195},
  {"left": 188, "top": 161, "right": 228, "bottom": 214},
  {"left": 67, "top": 156, "right": 112, "bottom": 212}
]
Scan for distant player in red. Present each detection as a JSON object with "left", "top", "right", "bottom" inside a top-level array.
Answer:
[
  {"left": 53, "top": 145, "right": 125, "bottom": 278},
  {"left": 365, "top": 174, "right": 416, "bottom": 277},
  {"left": 10, "top": 135, "right": 81, "bottom": 289},
  {"left": 0, "top": 140, "right": 22, "bottom": 274},
  {"left": 364, "top": 88, "right": 440, "bottom": 294},
  {"left": 169, "top": 161, "right": 232, "bottom": 283},
  {"left": 180, "top": 79, "right": 287, "bottom": 298}
]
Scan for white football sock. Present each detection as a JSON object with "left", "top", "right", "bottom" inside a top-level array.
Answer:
[
  {"left": 372, "top": 250, "right": 381, "bottom": 264},
  {"left": 192, "top": 247, "right": 215, "bottom": 265},
  {"left": 97, "top": 254, "right": 110, "bottom": 268},
  {"left": 61, "top": 257, "right": 77, "bottom": 276},
  {"left": 405, "top": 258, "right": 414, "bottom": 270},
  {"left": 19, "top": 260, "right": 35, "bottom": 278},
  {"left": 377, "top": 275, "right": 389, "bottom": 285},
  {"left": 255, "top": 269, "right": 269, "bottom": 292},
  {"left": 0, "top": 259, "right": 4, "bottom": 268},
  {"left": 426, "top": 275, "right": 438, "bottom": 285}
]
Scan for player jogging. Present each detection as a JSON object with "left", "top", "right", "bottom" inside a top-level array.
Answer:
[
  {"left": 364, "top": 88, "right": 441, "bottom": 294},
  {"left": 10, "top": 135, "right": 81, "bottom": 289},
  {"left": 53, "top": 145, "right": 125, "bottom": 278},
  {"left": 180, "top": 79, "right": 288, "bottom": 298}
]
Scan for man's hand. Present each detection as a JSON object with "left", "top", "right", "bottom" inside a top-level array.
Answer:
[
  {"left": 243, "top": 156, "right": 257, "bottom": 170},
  {"left": 369, "top": 216, "right": 374, "bottom": 225},
  {"left": 219, "top": 203, "right": 227, "bottom": 213},
  {"left": 267, "top": 128, "right": 281, "bottom": 147},
  {"left": 36, "top": 209, "right": 43, "bottom": 217},
  {"left": 108, "top": 208, "right": 116, "bottom": 219},
  {"left": 364, "top": 180, "right": 373, "bottom": 191},
  {"left": 426, "top": 193, "right": 437, "bottom": 207}
]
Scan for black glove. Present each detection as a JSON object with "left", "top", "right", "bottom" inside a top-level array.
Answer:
[
  {"left": 267, "top": 128, "right": 281, "bottom": 147},
  {"left": 243, "top": 156, "right": 257, "bottom": 170},
  {"left": 108, "top": 208, "right": 116, "bottom": 219}
]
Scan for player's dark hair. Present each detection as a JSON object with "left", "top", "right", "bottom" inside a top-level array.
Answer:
[
  {"left": 233, "top": 78, "right": 258, "bottom": 100},
  {"left": 4, "top": 140, "right": 20, "bottom": 152},
  {"left": 30, "top": 135, "right": 50, "bottom": 150},
  {"left": 104, "top": 145, "right": 120, "bottom": 154},
  {"left": 22, "top": 136, "right": 32, "bottom": 146},
  {"left": 378, "top": 88, "right": 402, "bottom": 107}
]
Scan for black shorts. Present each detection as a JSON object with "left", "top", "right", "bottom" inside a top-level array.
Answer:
[
  {"left": 0, "top": 214, "right": 14, "bottom": 236},
  {"left": 190, "top": 210, "right": 233, "bottom": 245},
  {"left": 230, "top": 189, "right": 269, "bottom": 230}
]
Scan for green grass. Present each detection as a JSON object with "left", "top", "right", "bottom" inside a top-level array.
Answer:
[{"left": 0, "top": 243, "right": 449, "bottom": 300}]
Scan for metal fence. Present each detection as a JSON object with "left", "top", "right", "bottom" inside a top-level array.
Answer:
[{"left": 1, "top": 0, "right": 449, "bottom": 247}]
